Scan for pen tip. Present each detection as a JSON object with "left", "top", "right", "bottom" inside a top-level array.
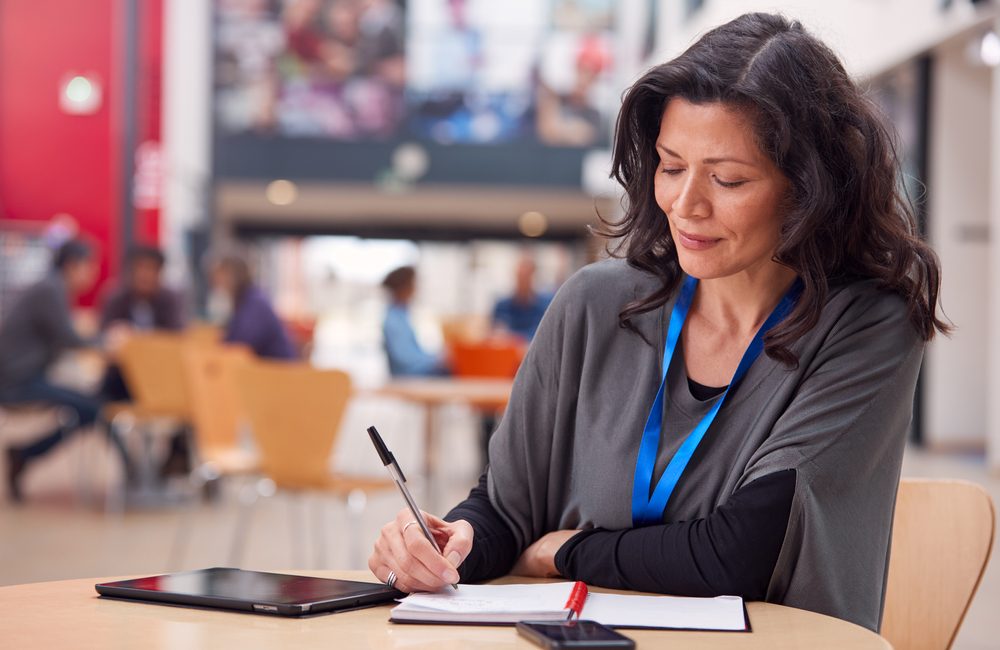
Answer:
[{"left": 451, "top": 583, "right": 459, "bottom": 590}]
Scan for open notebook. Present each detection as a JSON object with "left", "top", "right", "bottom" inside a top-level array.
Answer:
[{"left": 390, "top": 582, "right": 748, "bottom": 631}]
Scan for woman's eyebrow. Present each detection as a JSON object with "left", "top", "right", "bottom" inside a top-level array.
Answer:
[{"left": 655, "top": 142, "right": 756, "bottom": 167}]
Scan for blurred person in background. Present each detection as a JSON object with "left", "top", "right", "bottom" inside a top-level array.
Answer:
[
  {"left": 207, "top": 250, "right": 297, "bottom": 360},
  {"left": 99, "top": 244, "right": 187, "bottom": 401},
  {"left": 492, "top": 256, "right": 553, "bottom": 342},
  {"left": 0, "top": 239, "right": 133, "bottom": 502},
  {"left": 382, "top": 265, "right": 448, "bottom": 377}
]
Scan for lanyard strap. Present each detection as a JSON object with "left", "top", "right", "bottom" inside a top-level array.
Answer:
[{"left": 631, "top": 275, "right": 800, "bottom": 526}]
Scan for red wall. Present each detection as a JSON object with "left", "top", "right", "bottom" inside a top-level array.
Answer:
[{"left": 0, "top": 0, "right": 162, "bottom": 305}]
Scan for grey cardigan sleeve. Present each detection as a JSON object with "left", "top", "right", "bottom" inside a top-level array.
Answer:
[{"left": 484, "top": 275, "right": 579, "bottom": 552}]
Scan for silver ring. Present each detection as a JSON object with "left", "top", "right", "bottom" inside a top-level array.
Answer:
[
  {"left": 402, "top": 520, "right": 419, "bottom": 534},
  {"left": 386, "top": 570, "right": 397, "bottom": 589}
]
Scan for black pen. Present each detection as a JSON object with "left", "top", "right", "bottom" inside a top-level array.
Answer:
[{"left": 367, "top": 425, "right": 459, "bottom": 590}]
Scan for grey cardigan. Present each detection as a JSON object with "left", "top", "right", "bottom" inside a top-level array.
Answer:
[{"left": 486, "top": 258, "right": 923, "bottom": 631}]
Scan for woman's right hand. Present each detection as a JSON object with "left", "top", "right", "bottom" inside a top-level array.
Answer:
[{"left": 368, "top": 508, "right": 474, "bottom": 593}]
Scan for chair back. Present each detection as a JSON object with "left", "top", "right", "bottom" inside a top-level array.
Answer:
[
  {"left": 117, "top": 332, "right": 192, "bottom": 419},
  {"left": 440, "top": 314, "right": 490, "bottom": 348},
  {"left": 183, "top": 344, "right": 252, "bottom": 452},
  {"left": 450, "top": 340, "right": 525, "bottom": 378},
  {"left": 184, "top": 322, "right": 223, "bottom": 345},
  {"left": 234, "top": 361, "right": 352, "bottom": 490},
  {"left": 881, "top": 478, "right": 995, "bottom": 650}
]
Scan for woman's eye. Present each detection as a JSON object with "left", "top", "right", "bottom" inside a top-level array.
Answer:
[
  {"left": 661, "top": 167, "right": 684, "bottom": 176},
  {"left": 714, "top": 177, "right": 747, "bottom": 188}
]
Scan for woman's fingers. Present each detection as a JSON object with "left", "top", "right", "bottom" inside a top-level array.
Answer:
[
  {"left": 401, "top": 522, "right": 461, "bottom": 585},
  {"left": 440, "top": 520, "right": 474, "bottom": 568},
  {"left": 368, "top": 509, "right": 470, "bottom": 593},
  {"left": 381, "top": 522, "right": 443, "bottom": 591}
]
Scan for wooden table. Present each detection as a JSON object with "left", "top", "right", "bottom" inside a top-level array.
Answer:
[
  {"left": 377, "top": 377, "right": 514, "bottom": 412},
  {"left": 0, "top": 570, "right": 891, "bottom": 649},
  {"left": 374, "top": 378, "right": 514, "bottom": 505}
]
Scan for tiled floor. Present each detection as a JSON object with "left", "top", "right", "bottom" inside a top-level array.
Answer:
[{"left": 0, "top": 409, "right": 996, "bottom": 649}]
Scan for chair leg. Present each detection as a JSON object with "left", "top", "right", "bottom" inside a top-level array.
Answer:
[
  {"left": 104, "top": 413, "right": 135, "bottom": 515},
  {"left": 347, "top": 488, "right": 368, "bottom": 570},
  {"left": 168, "top": 466, "right": 208, "bottom": 570},
  {"left": 313, "top": 496, "right": 326, "bottom": 569},
  {"left": 287, "top": 493, "right": 306, "bottom": 568},
  {"left": 229, "top": 477, "right": 273, "bottom": 566}
]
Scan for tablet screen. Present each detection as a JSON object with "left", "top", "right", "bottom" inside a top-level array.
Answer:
[{"left": 103, "top": 568, "right": 385, "bottom": 605}]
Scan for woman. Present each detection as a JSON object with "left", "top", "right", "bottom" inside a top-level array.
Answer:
[
  {"left": 207, "top": 251, "right": 296, "bottom": 360},
  {"left": 381, "top": 266, "right": 449, "bottom": 377},
  {"left": 368, "top": 13, "right": 947, "bottom": 632}
]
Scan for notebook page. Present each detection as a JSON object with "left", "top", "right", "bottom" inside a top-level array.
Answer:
[
  {"left": 583, "top": 592, "right": 746, "bottom": 631},
  {"left": 394, "top": 582, "right": 575, "bottom": 614}
]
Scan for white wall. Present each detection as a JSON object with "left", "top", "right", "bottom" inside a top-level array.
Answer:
[
  {"left": 925, "top": 38, "right": 993, "bottom": 449},
  {"left": 161, "top": 0, "right": 212, "bottom": 287},
  {"left": 651, "top": 0, "right": 998, "bottom": 79},
  {"left": 990, "top": 16, "right": 1000, "bottom": 471}
]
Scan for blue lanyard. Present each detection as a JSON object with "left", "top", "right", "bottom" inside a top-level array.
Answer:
[{"left": 631, "top": 275, "right": 801, "bottom": 526}]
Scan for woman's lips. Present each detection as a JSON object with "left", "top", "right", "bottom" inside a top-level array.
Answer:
[{"left": 677, "top": 230, "right": 722, "bottom": 251}]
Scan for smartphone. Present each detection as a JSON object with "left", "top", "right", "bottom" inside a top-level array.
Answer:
[{"left": 516, "top": 620, "right": 636, "bottom": 649}]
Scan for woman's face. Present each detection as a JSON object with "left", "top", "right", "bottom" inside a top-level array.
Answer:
[
  {"left": 210, "top": 264, "right": 235, "bottom": 296},
  {"left": 653, "top": 98, "right": 789, "bottom": 281}
]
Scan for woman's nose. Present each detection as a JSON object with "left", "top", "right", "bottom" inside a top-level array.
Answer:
[{"left": 670, "top": 177, "right": 710, "bottom": 220}]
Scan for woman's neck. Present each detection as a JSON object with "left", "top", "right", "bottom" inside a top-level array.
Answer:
[{"left": 691, "top": 263, "right": 797, "bottom": 337}]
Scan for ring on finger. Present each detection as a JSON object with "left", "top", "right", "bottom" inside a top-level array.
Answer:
[
  {"left": 386, "top": 570, "right": 397, "bottom": 589},
  {"left": 402, "top": 520, "right": 419, "bottom": 535}
]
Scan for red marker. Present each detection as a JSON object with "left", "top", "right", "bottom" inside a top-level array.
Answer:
[{"left": 563, "top": 581, "right": 589, "bottom": 620}]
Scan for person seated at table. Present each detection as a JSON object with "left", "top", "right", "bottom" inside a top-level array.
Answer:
[
  {"left": 206, "top": 250, "right": 296, "bottom": 360},
  {"left": 381, "top": 266, "right": 448, "bottom": 377},
  {"left": 99, "top": 244, "right": 187, "bottom": 401},
  {"left": 368, "top": 13, "right": 948, "bottom": 632},
  {"left": 491, "top": 256, "right": 552, "bottom": 342},
  {"left": 1, "top": 239, "right": 134, "bottom": 502}
]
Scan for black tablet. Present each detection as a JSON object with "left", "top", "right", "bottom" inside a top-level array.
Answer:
[{"left": 95, "top": 567, "right": 402, "bottom": 616}]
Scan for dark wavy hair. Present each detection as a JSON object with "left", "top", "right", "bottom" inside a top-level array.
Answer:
[{"left": 601, "top": 12, "right": 948, "bottom": 365}]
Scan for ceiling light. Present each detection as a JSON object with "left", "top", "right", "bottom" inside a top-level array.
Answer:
[
  {"left": 518, "top": 211, "right": 548, "bottom": 238},
  {"left": 266, "top": 179, "right": 298, "bottom": 206}
]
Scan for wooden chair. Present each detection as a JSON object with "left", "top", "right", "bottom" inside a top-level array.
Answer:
[
  {"left": 104, "top": 332, "right": 194, "bottom": 509},
  {"left": 111, "top": 332, "right": 193, "bottom": 421},
  {"left": 182, "top": 344, "right": 256, "bottom": 477},
  {"left": 232, "top": 361, "right": 394, "bottom": 568},
  {"left": 183, "top": 322, "right": 223, "bottom": 346},
  {"left": 881, "top": 478, "right": 995, "bottom": 650},
  {"left": 168, "top": 343, "right": 258, "bottom": 568}
]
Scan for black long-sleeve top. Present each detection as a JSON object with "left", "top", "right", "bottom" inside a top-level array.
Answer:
[{"left": 444, "top": 468, "right": 796, "bottom": 600}]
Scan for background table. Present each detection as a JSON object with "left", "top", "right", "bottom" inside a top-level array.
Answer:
[
  {"left": 374, "top": 377, "right": 514, "bottom": 506},
  {"left": 0, "top": 570, "right": 891, "bottom": 649}
]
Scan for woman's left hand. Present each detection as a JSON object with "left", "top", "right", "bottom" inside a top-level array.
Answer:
[{"left": 511, "top": 529, "right": 582, "bottom": 578}]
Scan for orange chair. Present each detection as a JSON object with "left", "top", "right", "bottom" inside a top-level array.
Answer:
[
  {"left": 231, "top": 361, "right": 394, "bottom": 568},
  {"left": 449, "top": 340, "right": 526, "bottom": 379},
  {"left": 281, "top": 316, "right": 316, "bottom": 359}
]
